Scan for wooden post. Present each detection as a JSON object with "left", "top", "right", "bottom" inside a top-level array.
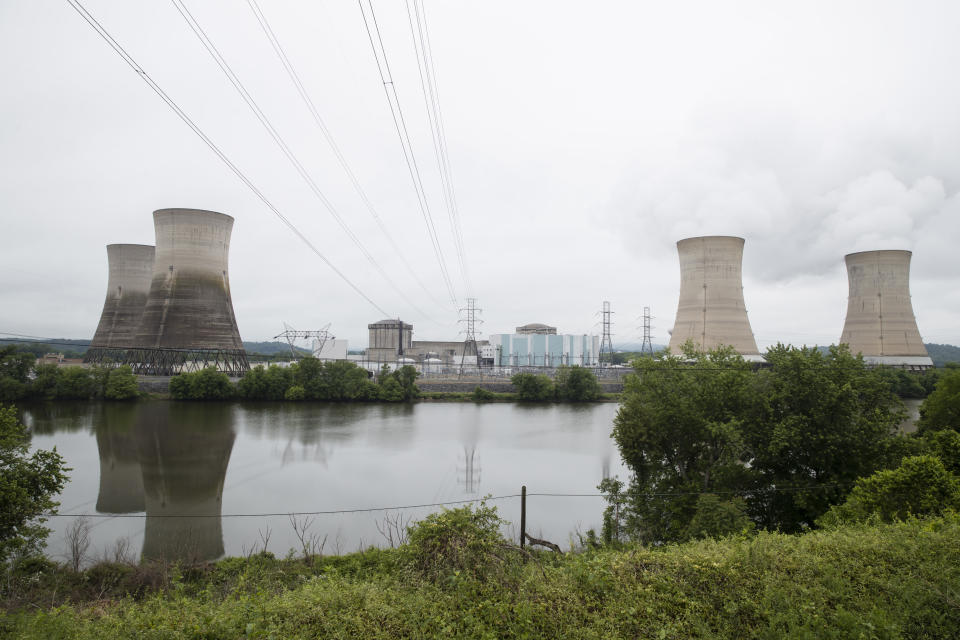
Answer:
[{"left": 520, "top": 485, "right": 527, "bottom": 549}]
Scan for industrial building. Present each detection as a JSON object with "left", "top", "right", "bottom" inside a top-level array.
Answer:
[
  {"left": 365, "top": 318, "right": 488, "bottom": 366},
  {"left": 488, "top": 330, "right": 600, "bottom": 367},
  {"left": 86, "top": 244, "right": 155, "bottom": 363},
  {"left": 85, "top": 208, "right": 249, "bottom": 375},
  {"left": 668, "top": 235, "right": 761, "bottom": 358},
  {"left": 839, "top": 250, "right": 933, "bottom": 369}
]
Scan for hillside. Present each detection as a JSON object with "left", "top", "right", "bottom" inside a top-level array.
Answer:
[
  {"left": 925, "top": 343, "right": 960, "bottom": 367},
  {"left": 3, "top": 516, "right": 958, "bottom": 638}
]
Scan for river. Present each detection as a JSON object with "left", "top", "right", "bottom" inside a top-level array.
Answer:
[{"left": 23, "top": 401, "right": 626, "bottom": 564}]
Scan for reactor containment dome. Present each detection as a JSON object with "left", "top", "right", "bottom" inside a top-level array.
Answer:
[
  {"left": 668, "top": 235, "right": 761, "bottom": 357},
  {"left": 839, "top": 250, "right": 932, "bottom": 369}
]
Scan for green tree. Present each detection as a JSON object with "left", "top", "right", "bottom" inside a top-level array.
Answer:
[
  {"left": 104, "top": 366, "right": 139, "bottom": 400},
  {"left": 29, "top": 364, "right": 62, "bottom": 399},
  {"left": 378, "top": 376, "right": 404, "bottom": 402},
  {"left": 917, "top": 367, "right": 960, "bottom": 434},
  {"left": 0, "top": 347, "right": 34, "bottom": 402},
  {"left": 818, "top": 455, "right": 960, "bottom": 526},
  {"left": 554, "top": 365, "right": 601, "bottom": 401},
  {"left": 0, "top": 405, "right": 69, "bottom": 565},
  {"left": 744, "top": 344, "right": 904, "bottom": 531},
  {"left": 169, "top": 368, "right": 234, "bottom": 400},
  {"left": 510, "top": 372, "right": 555, "bottom": 401},
  {"left": 390, "top": 365, "right": 420, "bottom": 402},
  {"left": 54, "top": 366, "right": 95, "bottom": 400},
  {"left": 611, "top": 345, "right": 753, "bottom": 543}
]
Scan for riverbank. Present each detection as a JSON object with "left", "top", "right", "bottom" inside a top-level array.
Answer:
[{"left": 3, "top": 515, "right": 958, "bottom": 638}]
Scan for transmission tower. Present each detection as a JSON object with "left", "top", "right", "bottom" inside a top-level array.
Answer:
[
  {"left": 641, "top": 306, "right": 654, "bottom": 356},
  {"left": 458, "top": 298, "right": 483, "bottom": 376},
  {"left": 273, "top": 322, "right": 333, "bottom": 360},
  {"left": 456, "top": 446, "right": 481, "bottom": 494},
  {"left": 598, "top": 300, "right": 614, "bottom": 368}
]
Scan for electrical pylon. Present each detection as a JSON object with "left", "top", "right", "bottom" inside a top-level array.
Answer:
[
  {"left": 641, "top": 306, "right": 654, "bottom": 356},
  {"left": 598, "top": 300, "right": 614, "bottom": 369},
  {"left": 458, "top": 298, "right": 483, "bottom": 376},
  {"left": 274, "top": 322, "right": 333, "bottom": 360}
]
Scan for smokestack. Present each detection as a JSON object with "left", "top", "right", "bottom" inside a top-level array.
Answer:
[
  {"left": 668, "top": 235, "right": 760, "bottom": 356},
  {"left": 87, "top": 244, "right": 155, "bottom": 356},
  {"left": 839, "top": 250, "right": 932, "bottom": 368},
  {"left": 135, "top": 208, "right": 244, "bottom": 351}
]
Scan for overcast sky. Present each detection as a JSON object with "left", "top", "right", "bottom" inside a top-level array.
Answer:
[{"left": 2, "top": 0, "right": 958, "bottom": 350}]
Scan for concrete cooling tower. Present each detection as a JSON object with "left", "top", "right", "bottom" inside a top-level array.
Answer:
[
  {"left": 839, "top": 250, "right": 933, "bottom": 369},
  {"left": 85, "top": 244, "right": 155, "bottom": 363},
  {"left": 129, "top": 208, "right": 248, "bottom": 375},
  {"left": 668, "top": 236, "right": 761, "bottom": 357}
]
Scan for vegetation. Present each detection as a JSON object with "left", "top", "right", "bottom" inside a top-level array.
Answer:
[
  {"left": 2, "top": 514, "right": 959, "bottom": 638},
  {"left": 171, "top": 359, "right": 421, "bottom": 403},
  {"left": 0, "top": 405, "right": 68, "bottom": 567},
  {"left": 511, "top": 366, "right": 601, "bottom": 402},
  {"left": 916, "top": 365, "right": 960, "bottom": 434},
  {"left": 611, "top": 343, "right": 907, "bottom": 543},
  {"left": 0, "top": 348, "right": 140, "bottom": 402}
]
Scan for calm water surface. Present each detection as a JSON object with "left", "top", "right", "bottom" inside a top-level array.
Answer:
[{"left": 24, "top": 402, "right": 626, "bottom": 564}]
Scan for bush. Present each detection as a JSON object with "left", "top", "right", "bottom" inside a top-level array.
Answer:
[
  {"left": 404, "top": 502, "right": 508, "bottom": 583},
  {"left": 53, "top": 367, "right": 95, "bottom": 400},
  {"left": 684, "top": 494, "right": 755, "bottom": 540},
  {"left": 104, "top": 366, "right": 139, "bottom": 400},
  {"left": 169, "top": 368, "right": 234, "bottom": 400},
  {"left": 284, "top": 385, "right": 305, "bottom": 401},
  {"left": 819, "top": 455, "right": 960, "bottom": 526},
  {"left": 472, "top": 386, "right": 495, "bottom": 402},
  {"left": 555, "top": 365, "right": 601, "bottom": 401},
  {"left": 510, "top": 372, "right": 555, "bottom": 401}
]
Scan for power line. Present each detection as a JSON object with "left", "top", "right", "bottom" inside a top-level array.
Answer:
[
  {"left": 358, "top": 0, "right": 457, "bottom": 305},
  {"left": 405, "top": 0, "right": 470, "bottom": 294},
  {"left": 243, "top": 0, "right": 452, "bottom": 314},
  {"left": 168, "top": 0, "right": 426, "bottom": 319},
  {"left": 44, "top": 482, "right": 857, "bottom": 519},
  {"left": 65, "top": 0, "right": 390, "bottom": 317}
]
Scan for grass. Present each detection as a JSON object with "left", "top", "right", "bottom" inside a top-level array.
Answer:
[{"left": 3, "top": 515, "right": 959, "bottom": 638}]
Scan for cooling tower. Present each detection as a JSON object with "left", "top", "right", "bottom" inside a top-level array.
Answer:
[
  {"left": 839, "top": 250, "right": 932, "bottom": 368},
  {"left": 668, "top": 236, "right": 760, "bottom": 356},
  {"left": 133, "top": 208, "right": 245, "bottom": 358},
  {"left": 86, "top": 244, "right": 155, "bottom": 359}
]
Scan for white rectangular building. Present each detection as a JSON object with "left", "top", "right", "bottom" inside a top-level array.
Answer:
[{"left": 487, "top": 333, "right": 600, "bottom": 367}]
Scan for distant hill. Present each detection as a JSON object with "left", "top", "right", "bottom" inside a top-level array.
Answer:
[
  {"left": 925, "top": 343, "right": 960, "bottom": 367},
  {"left": 243, "top": 341, "right": 311, "bottom": 356}
]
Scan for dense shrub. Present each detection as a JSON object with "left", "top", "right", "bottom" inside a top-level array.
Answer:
[
  {"left": 169, "top": 368, "right": 234, "bottom": 400},
  {"left": 510, "top": 372, "right": 555, "bottom": 401},
  {"left": 0, "top": 347, "right": 33, "bottom": 402},
  {"left": 403, "top": 502, "right": 509, "bottom": 583},
  {"left": 103, "top": 366, "right": 139, "bottom": 400},
  {"left": 472, "top": 386, "right": 495, "bottom": 402},
  {"left": 819, "top": 455, "right": 960, "bottom": 526},
  {"left": 236, "top": 364, "right": 292, "bottom": 400},
  {"left": 554, "top": 365, "right": 601, "bottom": 401},
  {"left": 53, "top": 367, "right": 95, "bottom": 399}
]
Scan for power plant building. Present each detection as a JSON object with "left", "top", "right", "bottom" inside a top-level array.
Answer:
[
  {"left": 668, "top": 235, "right": 761, "bottom": 357},
  {"left": 365, "top": 318, "right": 488, "bottom": 365},
  {"left": 86, "top": 244, "right": 155, "bottom": 362},
  {"left": 488, "top": 331, "right": 600, "bottom": 367},
  {"left": 839, "top": 250, "right": 933, "bottom": 369}
]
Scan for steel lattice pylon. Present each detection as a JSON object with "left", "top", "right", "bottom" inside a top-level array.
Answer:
[
  {"left": 273, "top": 322, "right": 333, "bottom": 360},
  {"left": 597, "top": 300, "right": 614, "bottom": 370},
  {"left": 641, "top": 306, "right": 655, "bottom": 356},
  {"left": 458, "top": 298, "right": 483, "bottom": 376}
]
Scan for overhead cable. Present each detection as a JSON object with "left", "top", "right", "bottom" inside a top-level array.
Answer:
[
  {"left": 405, "top": 0, "right": 470, "bottom": 294},
  {"left": 169, "top": 0, "right": 426, "bottom": 318},
  {"left": 64, "top": 0, "right": 390, "bottom": 317},
  {"left": 358, "top": 0, "right": 458, "bottom": 305},
  {"left": 244, "top": 0, "right": 453, "bottom": 315}
]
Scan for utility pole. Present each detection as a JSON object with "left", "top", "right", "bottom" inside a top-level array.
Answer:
[
  {"left": 641, "top": 306, "right": 654, "bottom": 357},
  {"left": 458, "top": 298, "right": 482, "bottom": 376}
]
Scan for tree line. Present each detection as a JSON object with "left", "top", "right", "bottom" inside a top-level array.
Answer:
[
  {"left": 0, "top": 346, "right": 138, "bottom": 402},
  {"left": 603, "top": 342, "right": 960, "bottom": 545},
  {"left": 169, "top": 359, "right": 421, "bottom": 402}
]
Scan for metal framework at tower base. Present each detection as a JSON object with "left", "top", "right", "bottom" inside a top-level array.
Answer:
[{"left": 85, "top": 346, "right": 250, "bottom": 376}]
